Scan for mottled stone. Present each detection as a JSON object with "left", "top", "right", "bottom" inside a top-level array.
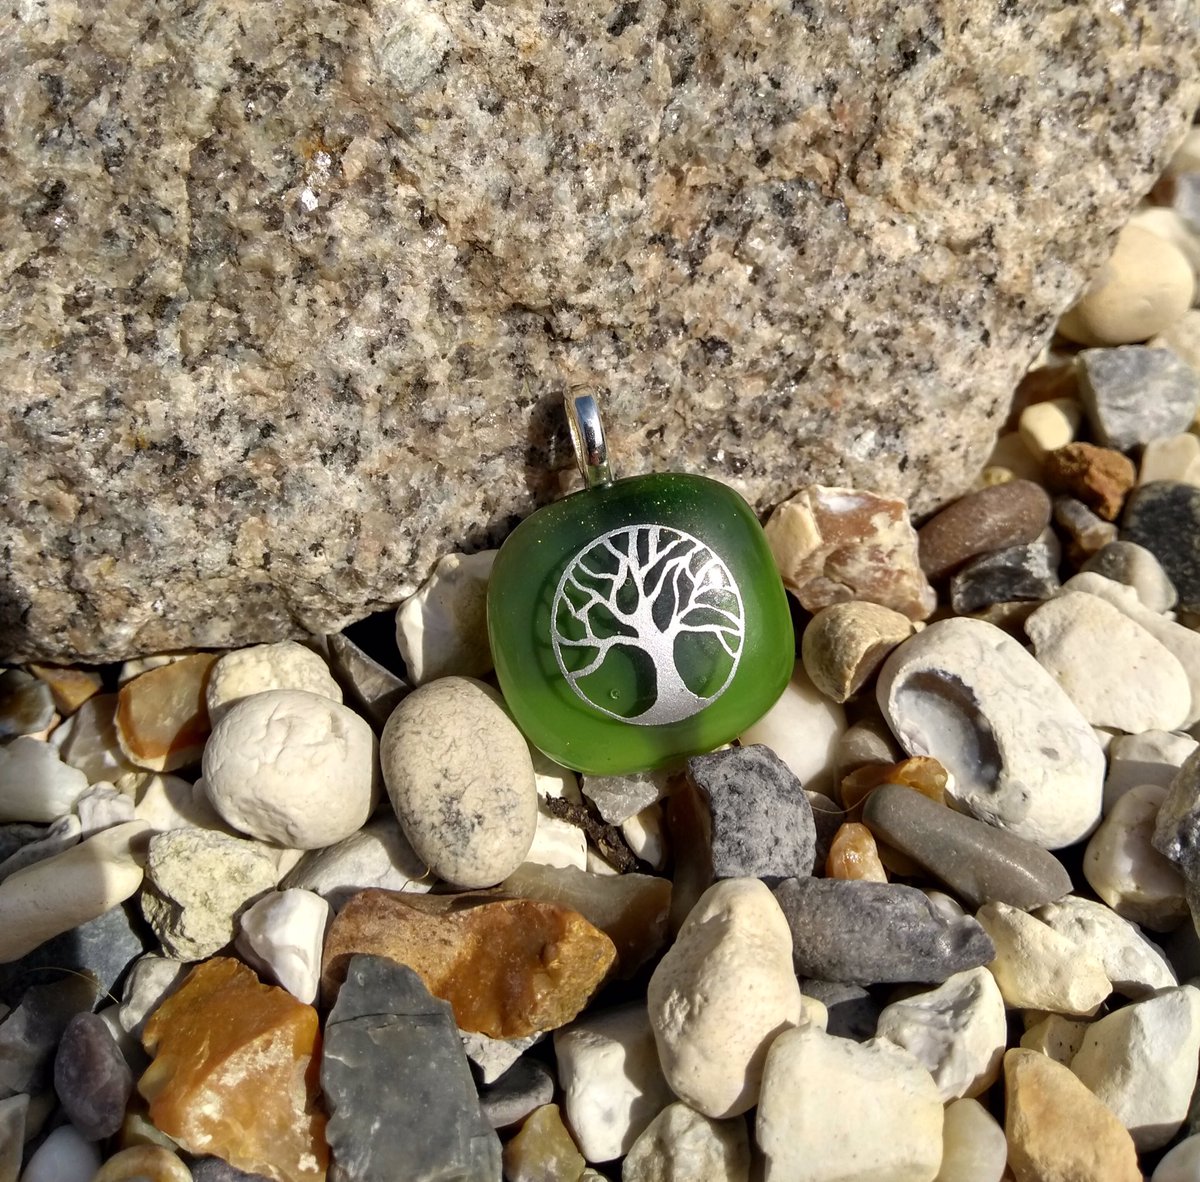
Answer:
[
  {"left": 1043, "top": 442, "right": 1137, "bottom": 521},
  {"left": 115, "top": 654, "right": 218, "bottom": 772},
  {"left": 321, "top": 888, "right": 615, "bottom": 1037},
  {"left": 54, "top": 1011, "right": 134, "bottom": 1140},
  {"left": 321, "top": 954, "right": 501, "bottom": 1182},
  {"left": 478, "top": 1057, "right": 555, "bottom": 1131},
  {"left": 765, "top": 486, "right": 935, "bottom": 620},
  {"left": 0, "top": 670, "right": 53, "bottom": 739},
  {"left": 800, "top": 602, "right": 913, "bottom": 703},
  {"left": 948, "top": 536, "right": 1060, "bottom": 614},
  {"left": 189, "top": 1159, "right": 273, "bottom": 1182},
  {"left": 139, "top": 958, "right": 328, "bottom": 1182},
  {"left": 918, "top": 479, "right": 1052, "bottom": 581},
  {"left": 863, "top": 783, "right": 1072, "bottom": 910},
  {"left": 1123, "top": 481, "right": 1200, "bottom": 612},
  {"left": 687, "top": 744, "right": 815, "bottom": 885},
  {"left": 1082, "top": 540, "right": 1178, "bottom": 613},
  {"left": 773, "top": 876, "right": 994, "bottom": 986},
  {"left": 1078, "top": 345, "right": 1200, "bottom": 451},
  {"left": 622, "top": 1103, "right": 750, "bottom": 1182}
]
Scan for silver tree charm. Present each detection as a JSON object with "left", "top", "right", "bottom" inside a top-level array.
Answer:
[{"left": 551, "top": 525, "right": 746, "bottom": 725}]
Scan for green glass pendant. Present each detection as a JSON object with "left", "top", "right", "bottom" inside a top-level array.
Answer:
[{"left": 488, "top": 393, "right": 794, "bottom": 775}]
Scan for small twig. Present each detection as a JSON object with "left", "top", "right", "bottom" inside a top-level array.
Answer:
[{"left": 542, "top": 795, "right": 642, "bottom": 873}]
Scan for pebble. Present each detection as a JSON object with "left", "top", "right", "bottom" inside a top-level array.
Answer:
[
  {"left": 479, "top": 1056, "right": 555, "bottom": 1131},
  {"left": 74, "top": 782, "right": 136, "bottom": 836},
  {"left": 1082, "top": 540, "right": 1179, "bottom": 612},
  {"left": 0, "top": 1094, "right": 25, "bottom": 1182},
  {"left": 50, "top": 694, "right": 138, "bottom": 783},
  {"left": 26, "top": 664, "right": 102, "bottom": 716},
  {"left": 189, "top": 1159, "right": 271, "bottom": 1182},
  {"left": 380, "top": 676, "right": 537, "bottom": 888},
  {"left": 0, "top": 736, "right": 88, "bottom": 823},
  {"left": 917, "top": 478, "right": 1052, "bottom": 581},
  {"left": 139, "top": 958, "right": 328, "bottom": 1182},
  {"left": 621, "top": 1102, "right": 751, "bottom": 1182},
  {"left": 1153, "top": 1133, "right": 1200, "bottom": 1182},
  {"left": 503, "top": 1104, "right": 585, "bottom": 1182},
  {"left": 620, "top": 804, "right": 666, "bottom": 871},
  {"left": 763, "top": 485, "right": 936, "bottom": 620},
  {"left": 984, "top": 430, "right": 1046, "bottom": 483},
  {"left": 234, "top": 889, "right": 331, "bottom": 1005},
  {"left": 800, "top": 602, "right": 913, "bottom": 703},
  {"left": 876, "top": 617, "right": 1105, "bottom": 849},
  {"left": 320, "top": 889, "right": 615, "bottom": 1038},
  {"left": 1019, "top": 1012, "right": 1090, "bottom": 1063},
  {"left": 0, "top": 821, "right": 150, "bottom": 963},
  {"left": 1142, "top": 432, "right": 1200, "bottom": 486},
  {"left": 756, "top": 1024, "right": 943, "bottom": 1182},
  {"left": 91, "top": 1146, "right": 194, "bottom": 1182},
  {"left": 1043, "top": 441, "right": 1137, "bottom": 520},
  {"left": 580, "top": 768, "right": 674, "bottom": 826},
  {"left": 460, "top": 1028, "right": 544, "bottom": 1086},
  {"left": 118, "top": 955, "right": 190, "bottom": 1040},
  {"left": 279, "top": 815, "right": 432, "bottom": 908},
  {"left": 875, "top": 967, "right": 1007, "bottom": 1102},
  {"left": 325, "top": 632, "right": 410, "bottom": 728},
  {"left": 115, "top": 654, "right": 219, "bottom": 772},
  {"left": 1055, "top": 494, "right": 1120, "bottom": 565},
  {"left": 1106, "top": 729, "right": 1198, "bottom": 811},
  {"left": 934, "top": 1097, "right": 1007, "bottom": 1182},
  {"left": 688, "top": 744, "right": 816, "bottom": 885},
  {"left": 205, "top": 642, "right": 342, "bottom": 724},
  {"left": 0, "top": 973, "right": 100, "bottom": 1098},
  {"left": 1003, "top": 1047, "right": 1141, "bottom": 1182},
  {"left": 553, "top": 1003, "right": 674, "bottom": 1162},
  {"left": 202, "top": 689, "right": 378, "bottom": 850},
  {"left": 1071, "top": 984, "right": 1200, "bottom": 1151},
  {"left": 1132, "top": 205, "right": 1200, "bottom": 274},
  {"left": 321, "top": 954, "right": 501, "bottom": 1182},
  {"left": 647, "top": 878, "right": 802, "bottom": 1119},
  {"left": 140, "top": 828, "right": 278, "bottom": 960},
  {"left": 738, "top": 659, "right": 846, "bottom": 793},
  {"left": 1024, "top": 590, "right": 1191, "bottom": 733},
  {"left": 1084, "top": 783, "right": 1188, "bottom": 930},
  {"left": 1018, "top": 396, "right": 1083, "bottom": 460},
  {"left": 976, "top": 901, "right": 1112, "bottom": 1015},
  {"left": 834, "top": 717, "right": 901, "bottom": 780},
  {"left": 17, "top": 1124, "right": 102, "bottom": 1182},
  {"left": 826, "top": 821, "right": 888, "bottom": 881},
  {"left": 124, "top": 770, "right": 231, "bottom": 835},
  {"left": 1122, "top": 480, "right": 1200, "bottom": 614},
  {"left": 1035, "top": 895, "right": 1176, "bottom": 999},
  {"left": 1078, "top": 344, "right": 1200, "bottom": 450},
  {"left": 948, "top": 535, "right": 1061, "bottom": 614},
  {"left": 0, "top": 670, "right": 53, "bottom": 738},
  {"left": 1058, "top": 224, "right": 1195, "bottom": 345},
  {"left": 773, "top": 876, "right": 994, "bottom": 986},
  {"left": 1154, "top": 746, "right": 1200, "bottom": 870},
  {"left": 53, "top": 1011, "right": 134, "bottom": 1140},
  {"left": 862, "top": 783, "right": 1072, "bottom": 910}
]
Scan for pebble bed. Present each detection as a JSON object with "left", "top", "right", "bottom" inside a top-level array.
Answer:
[{"left": 3, "top": 133, "right": 1200, "bottom": 1182}]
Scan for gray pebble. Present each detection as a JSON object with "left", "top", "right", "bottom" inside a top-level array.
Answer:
[
  {"left": 772, "top": 877, "right": 995, "bottom": 986},
  {"left": 799, "top": 980, "right": 881, "bottom": 1042},
  {"left": 0, "top": 670, "right": 54, "bottom": 739},
  {"left": 581, "top": 769, "right": 672, "bottom": 826},
  {"left": 862, "top": 784, "right": 1073, "bottom": 910},
  {"left": 1122, "top": 481, "right": 1200, "bottom": 613},
  {"left": 949, "top": 537, "right": 1060, "bottom": 615},
  {"left": 0, "top": 975, "right": 101, "bottom": 1099},
  {"left": 688, "top": 745, "right": 816, "bottom": 885},
  {"left": 1082, "top": 540, "right": 1179, "bottom": 613},
  {"left": 1078, "top": 345, "right": 1200, "bottom": 451},
  {"left": 53, "top": 1011, "right": 133, "bottom": 1140},
  {"left": 189, "top": 1159, "right": 274, "bottom": 1182},
  {"left": 326, "top": 632, "right": 411, "bottom": 729},
  {"left": 478, "top": 1056, "right": 555, "bottom": 1130}
]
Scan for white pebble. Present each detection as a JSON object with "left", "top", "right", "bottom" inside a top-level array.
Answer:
[
  {"left": 933, "top": 1097, "right": 1007, "bottom": 1182},
  {"left": 395, "top": 550, "right": 496, "bottom": 684},
  {"left": 122, "top": 771, "right": 231, "bottom": 834},
  {"left": 524, "top": 750, "right": 587, "bottom": 872},
  {"left": 622, "top": 1102, "right": 750, "bottom": 1182},
  {"left": 74, "top": 782, "right": 136, "bottom": 836},
  {"left": 49, "top": 694, "right": 136, "bottom": 783},
  {"left": 202, "top": 689, "right": 379, "bottom": 849},
  {"left": 460, "top": 1029, "right": 544, "bottom": 1085},
  {"left": 621, "top": 804, "right": 667, "bottom": 871},
  {"left": 1141, "top": 433, "right": 1200, "bottom": 486},
  {"left": 1130, "top": 205, "right": 1200, "bottom": 276},
  {"left": 18, "top": 1124, "right": 101, "bottom": 1182},
  {"left": 1018, "top": 397, "right": 1083, "bottom": 461},
  {"left": 206, "top": 641, "right": 342, "bottom": 724},
  {"left": 0, "top": 736, "right": 88, "bottom": 822},
  {"left": 1154, "top": 1133, "right": 1200, "bottom": 1182},
  {"left": 554, "top": 1003, "right": 675, "bottom": 1162},
  {"left": 1104, "top": 730, "right": 1198, "bottom": 812},
  {"left": 648, "top": 878, "right": 802, "bottom": 1119},
  {"left": 1071, "top": 984, "right": 1200, "bottom": 1151},
  {"left": 875, "top": 967, "right": 1007, "bottom": 1101},
  {"left": 756, "top": 1026, "right": 943, "bottom": 1182},
  {"left": 235, "top": 888, "right": 331, "bottom": 1005}
]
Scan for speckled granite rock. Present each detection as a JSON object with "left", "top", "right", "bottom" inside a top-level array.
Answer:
[{"left": 2, "top": 0, "right": 1197, "bottom": 661}]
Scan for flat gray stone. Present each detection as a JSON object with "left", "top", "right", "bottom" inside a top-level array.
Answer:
[
  {"left": 863, "top": 784, "right": 1074, "bottom": 910},
  {"left": 189, "top": 1160, "right": 273, "bottom": 1182},
  {"left": 1, "top": 2, "right": 1197, "bottom": 662},
  {"left": 1122, "top": 481, "right": 1200, "bottom": 613},
  {"left": 688, "top": 744, "right": 816, "bottom": 886},
  {"left": 321, "top": 954, "right": 501, "bottom": 1182},
  {"left": 1078, "top": 346, "right": 1200, "bottom": 452},
  {"left": 948, "top": 537, "right": 1060, "bottom": 615},
  {"left": 772, "top": 877, "right": 995, "bottom": 986},
  {"left": 478, "top": 1056, "right": 555, "bottom": 1131},
  {"left": 53, "top": 1011, "right": 133, "bottom": 1141}
]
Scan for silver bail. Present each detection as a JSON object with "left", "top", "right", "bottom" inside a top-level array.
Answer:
[{"left": 565, "top": 391, "right": 614, "bottom": 488}]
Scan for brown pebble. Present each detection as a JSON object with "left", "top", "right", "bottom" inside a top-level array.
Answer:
[
  {"left": 826, "top": 823, "right": 887, "bottom": 882},
  {"left": 1043, "top": 443, "right": 1136, "bottom": 521},
  {"left": 28, "top": 663, "right": 104, "bottom": 716},
  {"left": 116, "top": 653, "right": 219, "bottom": 772},
  {"left": 918, "top": 480, "right": 1052, "bottom": 580}
]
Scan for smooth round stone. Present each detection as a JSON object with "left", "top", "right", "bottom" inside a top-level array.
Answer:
[
  {"left": 622, "top": 1102, "right": 750, "bottom": 1182},
  {"left": 381, "top": 677, "right": 537, "bottom": 889},
  {"left": 1018, "top": 397, "right": 1082, "bottom": 461},
  {"left": 0, "top": 669, "right": 54, "bottom": 737},
  {"left": 917, "top": 479, "right": 1052, "bottom": 581},
  {"left": 202, "top": 689, "right": 378, "bottom": 849},
  {"left": 1154, "top": 1133, "right": 1200, "bottom": 1182},
  {"left": 92, "top": 1145, "right": 194, "bottom": 1182},
  {"left": 1123, "top": 481, "right": 1200, "bottom": 614},
  {"left": 205, "top": 642, "right": 342, "bottom": 724},
  {"left": 479, "top": 1057, "right": 555, "bottom": 1131},
  {"left": 19, "top": 1124, "right": 102, "bottom": 1182},
  {"left": 54, "top": 1011, "right": 134, "bottom": 1140},
  {"left": 876, "top": 617, "right": 1104, "bottom": 849},
  {"left": 934, "top": 1097, "right": 1007, "bottom": 1182},
  {"left": 0, "top": 736, "right": 89, "bottom": 824},
  {"left": 1058, "top": 224, "right": 1195, "bottom": 345},
  {"left": 1082, "top": 540, "right": 1178, "bottom": 613},
  {"left": 800, "top": 602, "right": 912, "bottom": 704},
  {"left": 1141, "top": 432, "right": 1200, "bottom": 486}
]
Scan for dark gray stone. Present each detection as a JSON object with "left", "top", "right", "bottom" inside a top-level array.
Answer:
[
  {"left": 53, "top": 1012, "right": 133, "bottom": 1141},
  {"left": 189, "top": 1159, "right": 273, "bottom": 1182},
  {"left": 0, "top": 670, "right": 54, "bottom": 738},
  {"left": 1078, "top": 346, "right": 1200, "bottom": 452},
  {"left": 687, "top": 744, "right": 816, "bottom": 886},
  {"left": 773, "top": 876, "right": 995, "bottom": 986},
  {"left": 799, "top": 980, "right": 881, "bottom": 1042},
  {"left": 0, "top": 823, "right": 47, "bottom": 867},
  {"left": 1081, "top": 540, "right": 1178, "bottom": 613},
  {"left": 321, "top": 954, "right": 501, "bottom": 1182},
  {"left": 326, "top": 633, "right": 411, "bottom": 729},
  {"left": 1153, "top": 747, "right": 1200, "bottom": 878},
  {"left": 949, "top": 537, "right": 1060, "bottom": 614},
  {"left": 807, "top": 790, "right": 842, "bottom": 873},
  {"left": 1122, "top": 481, "right": 1200, "bottom": 613},
  {"left": 0, "top": 975, "right": 101, "bottom": 1100},
  {"left": 477, "top": 1056, "right": 555, "bottom": 1131},
  {"left": 862, "top": 784, "right": 1073, "bottom": 910}
]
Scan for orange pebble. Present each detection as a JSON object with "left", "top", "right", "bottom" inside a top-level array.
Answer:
[
  {"left": 839, "top": 756, "right": 950, "bottom": 817},
  {"left": 826, "top": 822, "right": 888, "bottom": 882}
]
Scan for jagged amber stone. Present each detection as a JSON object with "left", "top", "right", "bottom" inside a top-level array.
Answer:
[
  {"left": 116, "top": 653, "right": 218, "bottom": 771},
  {"left": 826, "top": 822, "right": 888, "bottom": 882},
  {"left": 838, "top": 755, "right": 950, "bottom": 817},
  {"left": 139, "top": 957, "right": 328, "bottom": 1182}
]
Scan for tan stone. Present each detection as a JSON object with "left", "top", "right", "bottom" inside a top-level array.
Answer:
[
  {"left": 764, "top": 486, "right": 936, "bottom": 621},
  {"left": 139, "top": 958, "right": 328, "bottom": 1182},
  {"left": 1042, "top": 443, "right": 1136, "bottom": 521},
  {"left": 320, "top": 889, "right": 616, "bottom": 1037},
  {"left": 502, "top": 1104, "right": 585, "bottom": 1182},
  {"left": 1019, "top": 1014, "right": 1090, "bottom": 1065},
  {"left": 27, "top": 663, "right": 103, "bottom": 715},
  {"left": 92, "top": 1145, "right": 193, "bottom": 1182},
  {"left": 1018, "top": 398, "right": 1083, "bottom": 462},
  {"left": 800, "top": 602, "right": 913, "bottom": 703},
  {"left": 826, "top": 822, "right": 887, "bottom": 882},
  {"left": 1004, "top": 1048, "right": 1140, "bottom": 1182},
  {"left": 116, "top": 653, "right": 219, "bottom": 772}
]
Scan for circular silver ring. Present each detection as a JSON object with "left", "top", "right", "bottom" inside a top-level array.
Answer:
[{"left": 565, "top": 391, "right": 615, "bottom": 488}]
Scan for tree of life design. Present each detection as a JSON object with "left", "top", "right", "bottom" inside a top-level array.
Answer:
[{"left": 551, "top": 525, "right": 746, "bottom": 725}]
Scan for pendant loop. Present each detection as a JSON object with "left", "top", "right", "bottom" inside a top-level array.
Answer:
[{"left": 565, "top": 391, "right": 615, "bottom": 488}]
